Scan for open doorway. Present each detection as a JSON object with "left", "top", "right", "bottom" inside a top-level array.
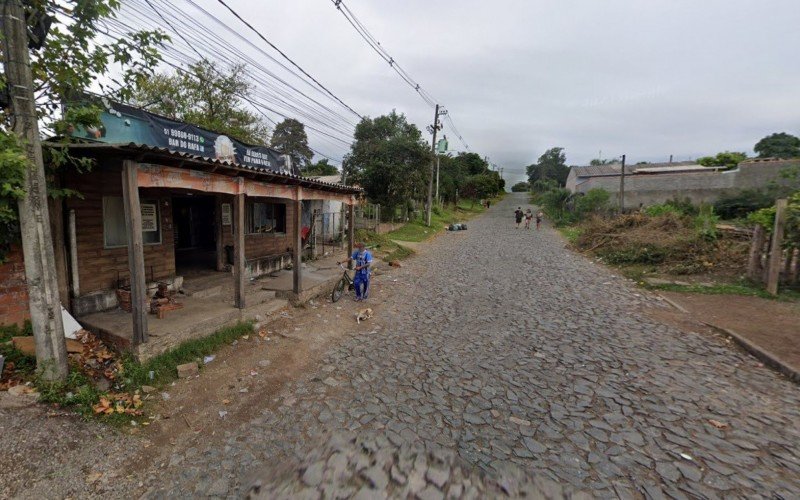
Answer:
[{"left": 172, "top": 195, "right": 217, "bottom": 273}]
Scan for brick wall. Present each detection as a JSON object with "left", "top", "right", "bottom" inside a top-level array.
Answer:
[{"left": 0, "top": 244, "right": 30, "bottom": 326}]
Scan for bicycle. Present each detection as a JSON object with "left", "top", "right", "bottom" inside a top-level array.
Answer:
[{"left": 331, "top": 263, "right": 355, "bottom": 302}]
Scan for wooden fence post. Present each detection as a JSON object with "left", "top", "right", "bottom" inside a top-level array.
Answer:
[
  {"left": 747, "top": 225, "right": 765, "bottom": 281},
  {"left": 766, "top": 198, "right": 788, "bottom": 295}
]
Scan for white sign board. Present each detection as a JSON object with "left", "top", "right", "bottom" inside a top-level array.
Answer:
[
  {"left": 141, "top": 203, "right": 158, "bottom": 232},
  {"left": 221, "top": 203, "right": 232, "bottom": 226}
]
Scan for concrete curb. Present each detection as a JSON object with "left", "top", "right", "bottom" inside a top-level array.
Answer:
[
  {"left": 657, "top": 294, "right": 689, "bottom": 313},
  {"left": 701, "top": 321, "right": 800, "bottom": 384}
]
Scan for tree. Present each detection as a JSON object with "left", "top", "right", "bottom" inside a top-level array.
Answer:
[
  {"left": 754, "top": 132, "right": 800, "bottom": 159},
  {"left": 589, "top": 158, "right": 618, "bottom": 166},
  {"left": 270, "top": 118, "right": 314, "bottom": 168},
  {"left": 134, "top": 60, "right": 270, "bottom": 145},
  {"left": 697, "top": 151, "right": 747, "bottom": 169},
  {"left": 526, "top": 147, "right": 570, "bottom": 186},
  {"left": 302, "top": 158, "right": 338, "bottom": 177},
  {"left": 344, "top": 111, "right": 430, "bottom": 215},
  {"left": 1, "top": 0, "right": 166, "bottom": 381},
  {"left": 453, "top": 152, "right": 489, "bottom": 175},
  {"left": 511, "top": 181, "right": 530, "bottom": 192}
]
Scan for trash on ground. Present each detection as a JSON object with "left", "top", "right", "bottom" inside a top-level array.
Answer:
[
  {"left": 203, "top": 355, "right": 216, "bottom": 364},
  {"left": 709, "top": 419, "right": 729, "bottom": 429}
]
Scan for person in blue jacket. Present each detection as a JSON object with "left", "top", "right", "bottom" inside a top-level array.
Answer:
[{"left": 340, "top": 242, "right": 373, "bottom": 301}]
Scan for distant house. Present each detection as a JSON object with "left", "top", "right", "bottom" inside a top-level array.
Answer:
[{"left": 565, "top": 159, "right": 798, "bottom": 207}]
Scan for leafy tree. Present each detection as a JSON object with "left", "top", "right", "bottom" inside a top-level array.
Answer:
[
  {"left": 589, "top": 158, "right": 619, "bottom": 166},
  {"left": 343, "top": 111, "right": 430, "bottom": 214},
  {"left": 453, "top": 152, "right": 489, "bottom": 175},
  {"left": 270, "top": 118, "right": 313, "bottom": 167},
  {"left": 134, "top": 60, "right": 270, "bottom": 145},
  {"left": 302, "top": 158, "right": 338, "bottom": 177},
  {"left": 697, "top": 151, "right": 747, "bottom": 169},
  {"left": 526, "top": 147, "right": 570, "bottom": 186},
  {"left": 754, "top": 132, "right": 800, "bottom": 159},
  {"left": 1, "top": 0, "right": 166, "bottom": 262}
]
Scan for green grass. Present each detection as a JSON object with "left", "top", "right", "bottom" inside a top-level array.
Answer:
[
  {"left": 120, "top": 321, "right": 254, "bottom": 389},
  {"left": 5, "top": 322, "right": 255, "bottom": 425},
  {"left": 559, "top": 226, "right": 583, "bottom": 244},
  {"left": 643, "top": 281, "right": 800, "bottom": 301},
  {"left": 388, "top": 201, "right": 487, "bottom": 242},
  {"left": 356, "top": 229, "right": 413, "bottom": 262},
  {"left": 0, "top": 320, "right": 32, "bottom": 343}
]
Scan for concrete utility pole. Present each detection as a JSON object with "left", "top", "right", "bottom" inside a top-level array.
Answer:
[
  {"left": 425, "top": 104, "right": 444, "bottom": 227},
  {"left": 2, "top": 0, "right": 68, "bottom": 381},
  {"left": 618, "top": 154, "right": 626, "bottom": 213}
]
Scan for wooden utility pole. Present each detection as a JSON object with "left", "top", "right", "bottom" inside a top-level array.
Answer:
[
  {"left": 2, "top": 0, "right": 68, "bottom": 381},
  {"left": 766, "top": 198, "right": 788, "bottom": 296},
  {"left": 425, "top": 104, "right": 441, "bottom": 227},
  {"left": 121, "top": 160, "right": 148, "bottom": 344},
  {"left": 618, "top": 154, "right": 626, "bottom": 212}
]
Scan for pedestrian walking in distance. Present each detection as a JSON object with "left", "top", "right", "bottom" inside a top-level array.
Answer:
[
  {"left": 536, "top": 211, "right": 543, "bottom": 230},
  {"left": 524, "top": 209, "right": 533, "bottom": 230},
  {"left": 339, "top": 242, "right": 373, "bottom": 301},
  {"left": 514, "top": 207, "right": 524, "bottom": 228}
]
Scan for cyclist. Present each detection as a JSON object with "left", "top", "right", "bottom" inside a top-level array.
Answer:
[{"left": 339, "top": 242, "right": 373, "bottom": 301}]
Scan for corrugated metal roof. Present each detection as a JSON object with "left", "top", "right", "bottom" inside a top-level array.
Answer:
[
  {"left": 571, "top": 164, "right": 622, "bottom": 177},
  {"left": 44, "top": 141, "right": 361, "bottom": 194},
  {"left": 634, "top": 164, "right": 714, "bottom": 174}
]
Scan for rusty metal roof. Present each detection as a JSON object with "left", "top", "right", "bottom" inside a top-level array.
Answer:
[{"left": 44, "top": 141, "right": 361, "bottom": 194}]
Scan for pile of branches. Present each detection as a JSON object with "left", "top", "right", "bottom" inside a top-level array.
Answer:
[{"left": 574, "top": 212, "right": 748, "bottom": 275}]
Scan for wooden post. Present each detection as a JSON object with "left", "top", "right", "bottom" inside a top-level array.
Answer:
[
  {"left": 2, "top": 0, "right": 68, "bottom": 380},
  {"left": 233, "top": 191, "right": 246, "bottom": 309},
  {"left": 766, "top": 198, "right": 788, "bottom": 296},
  {"left": 122, "top": 160, "right": 148, "bottom": 344},
  {"left": 68, "top": 209, "right": 80, "bottom": 297},
  {"left": 618, "top": 154, "right": 626, "bottom": 212},
  {"left": 347, "top": 201, "right": 355, "bottom": 269},
  {"left": 215, "top": 195, "right": 226, "bottom": 271},
  {"left": 293, "top": 189, "right": 302, "bottom": 295},
  {"left": 747, "top": 225, "right": 765, "bottom": 281}
]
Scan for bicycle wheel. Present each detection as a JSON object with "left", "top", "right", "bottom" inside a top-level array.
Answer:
[{"left": 331, "top": 276, "right": 347, "bottom": 302}]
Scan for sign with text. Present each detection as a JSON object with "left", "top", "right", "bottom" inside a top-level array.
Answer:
[{"left": 70, "top": 98, "right": 298, "bottom": 176}]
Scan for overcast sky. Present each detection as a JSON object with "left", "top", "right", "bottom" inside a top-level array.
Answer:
[{"left": 132, "top": 0, "right": 800, "bottom": 185}]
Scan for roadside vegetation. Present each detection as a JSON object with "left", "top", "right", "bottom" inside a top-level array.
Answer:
[
  {"left": 528, "top": 154, "right": 800, "bottom": 299},
  {"left": 2, "top": 321, "right": 255, "bottom": 425}
]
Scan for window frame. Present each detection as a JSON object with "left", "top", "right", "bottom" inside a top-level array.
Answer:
[
  {"left": 102, "top": 196, "right": 163, "bottom": 249},
  {"left": 245, "top": 200, "right": 287, "bottom": 236}
]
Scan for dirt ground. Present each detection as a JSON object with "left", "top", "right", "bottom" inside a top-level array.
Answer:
[
  {"left": 0, "top": 261, "right": 408, "bottom": 498},
  {"left": 657, "top": 292, "right": 800, "bottom": 374}
]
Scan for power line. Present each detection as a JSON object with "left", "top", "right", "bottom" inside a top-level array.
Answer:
[
  {"left": 89, "top": 17, "right": 348, "bottom": 163},
  {"left": 329, "top": 0, "right": 472, "bottom": 152},
  {"left": 214, "top": 0, "right": 362, "bottom": 119},
  {"left": 98, "top": 14, "right": 354, "bottom": 149}
]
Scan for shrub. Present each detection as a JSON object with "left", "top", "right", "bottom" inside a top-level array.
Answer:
[
  {"left": 694, "top": 204, "right": 719, "bottom": 241},
  {"left": 714, "top": 189, "right": 774, "bottom": 219},
  {"left": 574, "top": 188, "right": 610, "bottom": 216}
]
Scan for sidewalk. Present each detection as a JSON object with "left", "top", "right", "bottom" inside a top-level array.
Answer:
[{"left": 659, "top": 291, "right": 800, "bottom": 381}]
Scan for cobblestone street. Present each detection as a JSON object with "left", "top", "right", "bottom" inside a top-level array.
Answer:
[{"left": 128, "top": 192, "right": 798, "bottom": 499}]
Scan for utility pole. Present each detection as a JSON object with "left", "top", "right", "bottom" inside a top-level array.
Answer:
[
  {"left": 618, "top": 154, "right": 626, "bottom": 213},
  {"left": 425, "top": 104, "right": 444, "bottom": 226},
  {"left": 2, "top": 0, "right": 68, "bottom": 381}
]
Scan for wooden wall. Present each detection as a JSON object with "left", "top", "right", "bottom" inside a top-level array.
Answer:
[{"left": 64, "top": 163, "right": 175, "bottom": 295}]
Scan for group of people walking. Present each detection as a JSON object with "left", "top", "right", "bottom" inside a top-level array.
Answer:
[{"left": 515, "top": 207, "right": 542, "bottom": 230}]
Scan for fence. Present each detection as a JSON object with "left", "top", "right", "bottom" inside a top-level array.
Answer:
[
  {"left": 746, "top": 198, "right": 799, "bottom": 294},
  {"left": 305, "top": 209, "right": 347, "bottom": 259}
]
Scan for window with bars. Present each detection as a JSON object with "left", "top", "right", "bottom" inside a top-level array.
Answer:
[{"left": 246, "top": 201, "right": 286, "bottom": 234}]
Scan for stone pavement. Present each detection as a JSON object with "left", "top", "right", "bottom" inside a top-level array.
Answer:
[{"left": 145, "top": 192, "right": 800, "bottom": 498}]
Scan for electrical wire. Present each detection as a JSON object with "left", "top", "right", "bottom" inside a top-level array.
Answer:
[{"left": 328, "top": 0, "right": 472, "bottom": 152}]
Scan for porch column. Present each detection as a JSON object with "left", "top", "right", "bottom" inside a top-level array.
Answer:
[
  {"left": 347, "top": 201, "right": 355, "bottom": 269},
  {"left": 293, "top": 187, "right": 302, "bottom": 295},
  {"left": 233, "top": 188, "right": 246, "bottom": 309},
  {"left": 215, "top": 195, "right": 226, "bottom": 272},
  {"left": 121, "top": 160, "right": 148, "bottom": 344}
]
